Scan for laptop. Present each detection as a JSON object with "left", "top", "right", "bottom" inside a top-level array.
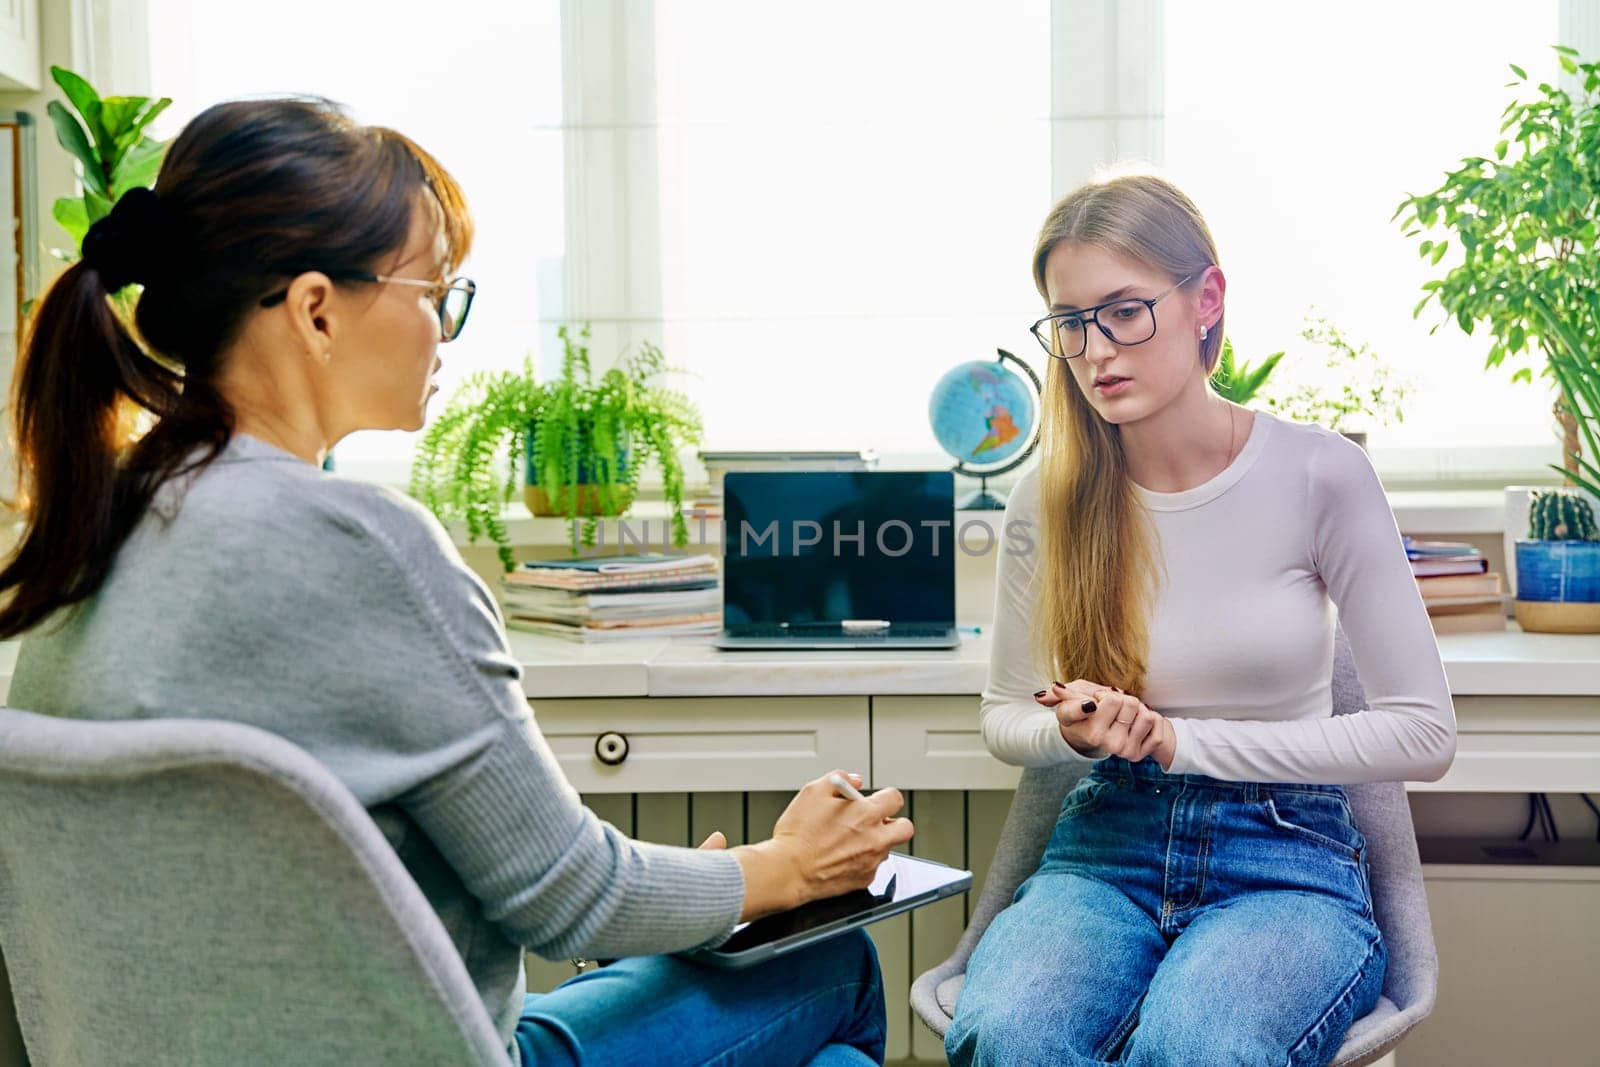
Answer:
[{"left": 713, "top": 470, "right": 960, "bottom": 649}]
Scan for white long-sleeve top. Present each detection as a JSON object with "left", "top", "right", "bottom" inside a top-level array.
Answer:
[{"left": 980, "top": 409, "right": 1457, "bottom": 785}]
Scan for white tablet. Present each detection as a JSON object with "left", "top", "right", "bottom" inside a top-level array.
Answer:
[{"left": 678, "top": 852, "right": 973, "bottom": 970}]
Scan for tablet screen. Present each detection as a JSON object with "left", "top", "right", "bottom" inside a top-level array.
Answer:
[{"left": 714, "top": 852, "right": 968, "bottom": 954}]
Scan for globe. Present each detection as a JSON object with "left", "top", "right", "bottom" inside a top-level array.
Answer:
[{"left": 928, "top": 349, "right": 1042, "bottom": 509}]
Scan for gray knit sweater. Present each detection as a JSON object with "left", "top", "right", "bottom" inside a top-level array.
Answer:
[{"left": 8, "top": 432, "right": 745, "bottom": 1056}]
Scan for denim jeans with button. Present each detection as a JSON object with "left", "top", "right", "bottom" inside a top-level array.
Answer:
[
  {"left": 948, "top": 755, "right": 1386, "bottom": 1067},
  {"left": 513, "top": 925, "right": 886, "bottom": 1066}
]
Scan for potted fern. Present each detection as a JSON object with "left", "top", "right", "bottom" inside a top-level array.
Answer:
[
  {"left": 410, "top": 325, "right": 704, "bottom": 569},
  {"left": 1514, "top": 489, "right": 1600, "bottom": 633}
]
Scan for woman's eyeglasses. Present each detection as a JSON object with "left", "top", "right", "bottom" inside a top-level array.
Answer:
[
  {"left": 1029, "top": 273, "right": 1192, "bottom": 360},
  {"left": 259, "top": 271, "right": 477, "bottom": 343}
]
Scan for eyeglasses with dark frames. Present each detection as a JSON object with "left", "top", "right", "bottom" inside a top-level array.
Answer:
[
  {"left": 1029, "top": 273, "right": 1194, "bottom": 360},
  {"left": 259, "top": 271, "right": 477, "bottom": 343}
]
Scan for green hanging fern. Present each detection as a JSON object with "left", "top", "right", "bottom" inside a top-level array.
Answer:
[{"left": 410, "top": 324, "right": 704, "bottom": 569}]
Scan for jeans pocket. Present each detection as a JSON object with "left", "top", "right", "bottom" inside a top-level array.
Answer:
[
  {"left": 1263, "top": 790, "right": 1366, "bottom": 861},
  {"left": 1059, "top": 775, "right": 1114, "bottom": 819}
]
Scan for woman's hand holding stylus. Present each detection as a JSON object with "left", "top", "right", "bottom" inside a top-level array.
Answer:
[
  {"left": 1035, "top": 680, "right": 1177, "bottom": 770},
  {"left": 714, "top": 769, "right": 914, "bottom": 923}
]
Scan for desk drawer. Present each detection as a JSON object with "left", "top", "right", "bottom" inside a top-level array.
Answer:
[
  {"left": 1425, "top": 695, "right": 1600, "bottom": 793},
  {"left": 873, "top": 695, "right": 1021, "bottom": 790},
  {"left": 530, "top": 696, "right": 870, "bottom": 793}
]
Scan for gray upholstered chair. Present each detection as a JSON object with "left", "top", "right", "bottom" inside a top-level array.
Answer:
[
  {"left": 0, "top": 708, "right": 513, "bottom": 1067},
  {"left": 911, "top": 629, "right": 1439, "bottom": 1066}
]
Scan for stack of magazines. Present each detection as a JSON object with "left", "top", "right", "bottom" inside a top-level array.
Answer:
[
  {"left": 1404, "top": 537, "right": 1507, "bottom": 634},
  {"left": 499, "top": 552, "right": 721, "bottom": 642}
]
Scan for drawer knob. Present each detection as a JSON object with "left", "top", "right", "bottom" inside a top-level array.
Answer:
[{"left": 594, "top": 731, "right": 629, "bottom": 765}]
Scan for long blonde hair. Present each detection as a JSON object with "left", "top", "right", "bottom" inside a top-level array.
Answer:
[{"left": 1028, "top": 170, "right": 1222, "bottom": 693}]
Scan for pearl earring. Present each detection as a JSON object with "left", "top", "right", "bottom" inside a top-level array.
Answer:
[{"left": 1199, "top": 324, "right": 1208, "bottom": 341}]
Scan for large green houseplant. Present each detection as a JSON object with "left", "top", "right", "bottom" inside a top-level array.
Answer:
[
  {"left": 1394, "top": 44, "right": 1600, "bottom": 499},
  {"left": 45, "top": 64, "right": 169, "bottom": 262},
  {"left": 410, "top": 325, "right": 704, "bottom": 568},
  {"left": 36, "top": 64, "right": 169, "bottom": 446}
]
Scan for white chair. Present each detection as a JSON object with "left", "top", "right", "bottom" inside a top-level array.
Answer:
[
  {"left": 910, "top": 629, "right": 1439, "bottom": 1066},
  {"left": 0, "top": 708, "right": 513, "bottom": 1066}
]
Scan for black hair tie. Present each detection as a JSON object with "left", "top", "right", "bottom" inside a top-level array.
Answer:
[{"left": 82, "top": 187, "right": 165, "bottom": 294}]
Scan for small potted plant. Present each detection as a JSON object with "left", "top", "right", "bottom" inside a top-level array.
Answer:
[
  {"left": 410, "top": 324, "right": 704, "bottom": 568},
  {"left": 1208, "top": 336, "right": 1283, "bottom": 405},
  {"left": 1258, "top": 310, "right": 1409, "bottom": 449},
  {"left": 1513, "top": 489, "right": 1600, "bottom": 633}
]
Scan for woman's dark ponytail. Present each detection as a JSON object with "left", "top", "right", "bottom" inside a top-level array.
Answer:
[
  {"left": 0, "top": 97, "right": 471, "bottom": 640},
  {"left": 0, "top": 191, "right": 202, "bottom": 639}
]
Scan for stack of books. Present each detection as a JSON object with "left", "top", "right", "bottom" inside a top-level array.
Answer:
[
  {"left": 499, "top": 552, "right": 722, "bottom": 642},
  {"left": 1405, "top": 537, "right": 1507, "bottom": 634}
]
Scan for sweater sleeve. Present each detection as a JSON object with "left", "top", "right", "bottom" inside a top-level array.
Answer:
[
  {"left": 978, "top": 470, "right": 1100, "bottom": 768},
  {"left": 340, "top": 485, "right": 746, "bottom": 960},
  {"left": 1164, "top": 432, "right": 1458, "bottom": 784}
]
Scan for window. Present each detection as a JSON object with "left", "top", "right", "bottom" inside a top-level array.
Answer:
[
  {"left": 145, "top": 0, "right": 565, "bottom": 482},
  {"left": 650, "top": 2, "right": 1052, "bottom": 455},
  {"left": 1165, "top": 1, "right": 1566, "bottom": 484},
  {"left": 140, "top": 1, "right": 1574, "bottom": 489}
]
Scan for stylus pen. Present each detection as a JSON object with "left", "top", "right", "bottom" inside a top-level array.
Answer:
[{"left": 828, "top": 772, "right": 867, "bottom": 801}]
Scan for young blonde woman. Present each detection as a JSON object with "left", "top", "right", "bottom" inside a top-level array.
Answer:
[{"left": 945, "top": 171, "right": 1457, "bottom": 1067}]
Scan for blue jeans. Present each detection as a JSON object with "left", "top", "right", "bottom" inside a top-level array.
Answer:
[
  {"left": 513, "top": 926, "right": 886, "bottom": 1066},
  {"left": 948, "top": 755, "right": 1387, "bottom": 1067}
]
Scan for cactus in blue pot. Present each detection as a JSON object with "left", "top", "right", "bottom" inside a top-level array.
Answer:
[
  {"left": 1514, "top": 490, "right": 1600, "bottom": 633},
  {"left": 1527, "top": 490, "right": 1598, "bottom": 542}
]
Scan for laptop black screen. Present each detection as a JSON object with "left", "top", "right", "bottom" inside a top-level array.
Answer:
[{"left": 721, "top": 471, "right": 956, "bottom": 628}]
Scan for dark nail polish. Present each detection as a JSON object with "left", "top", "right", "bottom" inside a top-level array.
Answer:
[
  {"left": 1081, "top": 700, "right": 1097, "bottom": 713},
  {"left": 1034, "top": 689, "right": 1048, "bottom": 698},
  {"left": 1053, "top": 680, "right": 1064, "bottom": 688}
]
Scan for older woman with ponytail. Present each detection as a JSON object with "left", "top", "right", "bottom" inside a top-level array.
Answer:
[
  {"left": 1, "top": 98, "right": 907, "bottom": 1066},
  {"left": 945, "top": 170, "right": 1457, "bottom": 1067}
]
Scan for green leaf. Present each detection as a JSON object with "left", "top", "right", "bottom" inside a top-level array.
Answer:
[
  {"left": 1511, "top": 366, "right": 1533, "bottom": 384},
  {"left": 1430, "top": 240, "right": 1448, "bottom": 265},
  {"left": 1509, "top": 63, "right": 1527, "bottom": 79},
  {"left": 51, "top": 196, "right": 88, "bottom": 247},
  {"left": 1552, "top": 45, "right": 1578, "bottom": 57},
  {"left": 1495, "top": 139, "right": 1508, "bottom": 159},
  {"left": 45, "top": 101, "right": 108, "bottom": 197},
  {"left": 49, "top": 66, "right": 114, "bottom": 167},
  {"left": 111, "top": 137, "right": 165, "bottom": 197},
  {"left": 1559, "top": 54, "right": 1578, "bottom": 75},
  {"left": 50, "top": 66, "right": 103, "bottom": 135},
  {"left": 99, "top": 96, "right": 142, "bottom": 140},
  {"left": 108, "top": 98, "right": 171, "bottom": 169},
  {"left": 84, "top": 190, "right": 113, "bottom": 228}
]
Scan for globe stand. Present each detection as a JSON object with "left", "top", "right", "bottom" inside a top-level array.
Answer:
[
  {"left": 957, "top": 475, "right": 1007, "bottom": 511},
  {"left": 946, "top": 348, "right": 1043, "bottom": 511}
]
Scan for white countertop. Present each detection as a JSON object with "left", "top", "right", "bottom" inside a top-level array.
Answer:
[
  {"left": 3, "top": 623, "right": 1593, "bottom": 704},
  {"left": 505, "top": 624, "right": 1599, "bottom": 700}
]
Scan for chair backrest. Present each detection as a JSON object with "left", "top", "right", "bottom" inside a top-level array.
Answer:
[{"left": 0, "top": 708, "right": 511, "bottom": 1066}]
